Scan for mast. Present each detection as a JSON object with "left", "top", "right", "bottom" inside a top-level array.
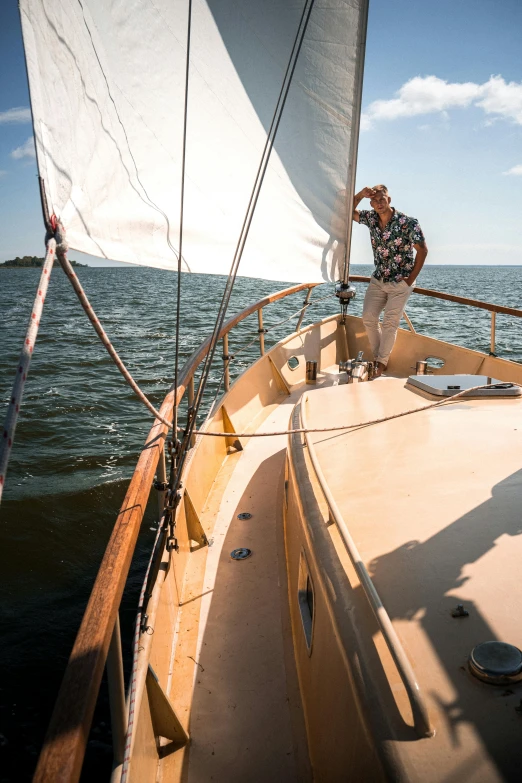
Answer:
[{"left": 341, "top": 0, "right": 370, "bottom": 284}]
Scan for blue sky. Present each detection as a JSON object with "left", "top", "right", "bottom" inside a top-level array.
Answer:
[{"left": 0, "top": 0, "right": 520, "bottom": 267}]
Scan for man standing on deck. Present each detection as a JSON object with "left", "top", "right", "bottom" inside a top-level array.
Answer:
[{"left": 353, "top": 185, "right": 428, "bottom": 377}]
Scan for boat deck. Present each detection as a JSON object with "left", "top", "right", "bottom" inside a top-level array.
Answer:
[
  {"left": 161, "top": 375, "right": 342, "bottom": 782},
  {"left": 180, "top": 397, "right": 304, "bottom": 781},
  {"left": 302, "top": 377, "right": 522, "bottom": 782},
  {"left": 154, "top": 328, "right": 522, "bottom": 782}
]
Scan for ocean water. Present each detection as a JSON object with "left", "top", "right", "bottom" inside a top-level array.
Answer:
[{"left": 0, "top": 264, "right": 521, "bottom": 780}]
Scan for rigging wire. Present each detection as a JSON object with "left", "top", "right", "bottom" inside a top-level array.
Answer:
[
  {"left": 172, "top": 0, "right": 193, "bottom": 472},
  {"left": 172, "top": 0, "right": 317, "bottom": 492},
  {"left": 340, "top": 0, "right": 370, "bottom": 284}
]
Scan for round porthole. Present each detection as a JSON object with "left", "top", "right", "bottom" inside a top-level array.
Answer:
[
  {"left": 425, "top": 356, "right": 446, "bottom": 370},
  {"left": 287, "top": 356, "right": 300, "bottom": 371}
]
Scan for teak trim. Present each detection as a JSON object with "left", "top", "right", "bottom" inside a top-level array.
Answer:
[
  {"left": 349, "top": 275, "right": 522, "bottom": 318},
  {"left": 33, "top": 281, "right": 318, "bottom": 783}
]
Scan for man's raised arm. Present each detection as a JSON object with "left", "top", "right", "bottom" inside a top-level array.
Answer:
[{"left": 352, "top": 187, "right": 376, "bottom": 222}]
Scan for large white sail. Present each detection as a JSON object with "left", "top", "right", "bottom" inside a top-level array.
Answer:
[{"left": 20, "top": 0, "right": 367, "bottom": 283}]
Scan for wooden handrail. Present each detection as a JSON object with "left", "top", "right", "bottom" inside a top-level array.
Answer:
[
  {"left": 33, "top": 281, "right": 318, "bottom": 783},
  {"left": 301, "top": 397, "right": 433, "bottom": 738},
  {"left": 350, "top": 275, "right": 522, "bottom": 318}
]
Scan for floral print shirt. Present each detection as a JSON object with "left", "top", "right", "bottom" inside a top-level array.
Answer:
[{"left": 358, "top": 209, "right": 426, "bottom": 283}]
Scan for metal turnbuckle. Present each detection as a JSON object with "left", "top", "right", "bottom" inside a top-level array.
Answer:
[
  {"left": 167, "top": 536, "right": 179, "bottom": 552},
  {"left": 335, "top": 281, "right": 357, "bottom": 322}
]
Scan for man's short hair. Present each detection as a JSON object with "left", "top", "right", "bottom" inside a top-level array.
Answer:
[{"left": 372, "top": 184, "right": 388, "bottom": 194}]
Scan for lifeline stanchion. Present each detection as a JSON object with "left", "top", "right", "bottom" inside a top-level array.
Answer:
[{"left": 0, "top": 238, "right": 56, "bottom": 504}]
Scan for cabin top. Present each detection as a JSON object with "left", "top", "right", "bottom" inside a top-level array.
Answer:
[{"left": 303, "top": 377, "right": 522, "bottom": 780}]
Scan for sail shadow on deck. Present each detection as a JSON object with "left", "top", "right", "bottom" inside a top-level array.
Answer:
[
  {"left": 174, "top": 448, "right": 311, "bottom": 782},
  {"left": 367, "top": 467, "right": 522, "bottom": 782}
]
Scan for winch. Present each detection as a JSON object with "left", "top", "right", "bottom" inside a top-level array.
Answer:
[{"left": 339, "top": 351, "right": 376, "bottom": 383}]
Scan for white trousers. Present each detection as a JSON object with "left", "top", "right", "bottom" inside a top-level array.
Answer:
[{"left": 362, "top": 277, "right": 413, "bottom": 367}]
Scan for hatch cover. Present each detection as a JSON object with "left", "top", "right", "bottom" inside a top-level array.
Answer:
[
  {"left": 469, "top": 641, "right": 522, "bottom": 685},
  {"left": 407, "top": 374, "right": 521, "bottom": 398}
]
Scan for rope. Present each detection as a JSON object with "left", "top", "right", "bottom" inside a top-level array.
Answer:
[
  {"left": 0, "top": 238, "right": 56, "bottom": 503},
  {"left": 52, "top": 222, "right": 172, "bottom": 431},
  {"left": 178, "top": 382, "right": 520, "bottom": 439}
]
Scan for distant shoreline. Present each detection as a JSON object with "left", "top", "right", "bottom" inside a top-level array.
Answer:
[{"left": 0, "top": 256, "right": 86, "bottom": 268}]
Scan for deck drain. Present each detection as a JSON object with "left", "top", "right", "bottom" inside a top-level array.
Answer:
[
  {"left": 230, "top": 548, "right": 252, "bottom": 560},
  {"left": 237, "top": 512, "right": 252, "bottom": 520}
]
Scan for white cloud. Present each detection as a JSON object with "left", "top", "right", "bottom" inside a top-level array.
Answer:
[
  {"left": 362, "top": 75, "right": 522, "bottom": 129},
  {"left": 0, "top": 170, "right": 6, "bottom": 179},
  {"left": 503, "top": 164, "right": 522, "bottom": 176},
  {"left": 0, "top": 107, "right": 31, "bottom": 124},
  {"left": 477, "top": 76, "right": 522, "bottom": 125},
  {"left": 11, "top": 136, "right": 36, "bottom": 160}
]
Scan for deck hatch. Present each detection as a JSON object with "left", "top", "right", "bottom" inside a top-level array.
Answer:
[
  {"left": 298, "top": 551, "right": 314, "bottom": 653},
  {"left": 469, "top": 641, "right": 522, "bottom": 685},
  {"left": 407, "top": 374, "right": 521, "bottom": 397}
]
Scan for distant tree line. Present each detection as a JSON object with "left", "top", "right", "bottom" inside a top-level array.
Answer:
[{"left": 0, "top": 255, "right": 87, "bottom": 268}]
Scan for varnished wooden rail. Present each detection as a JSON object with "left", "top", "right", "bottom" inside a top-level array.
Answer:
[
  {"left": 350, "top": 275, "right": 522, "bottom": 318},
  {"left": 33, "top": 282, "right": 318, "bottom": 783},
  {"left": 350, "top": 275, "right": 522, "bottom": 355}
]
